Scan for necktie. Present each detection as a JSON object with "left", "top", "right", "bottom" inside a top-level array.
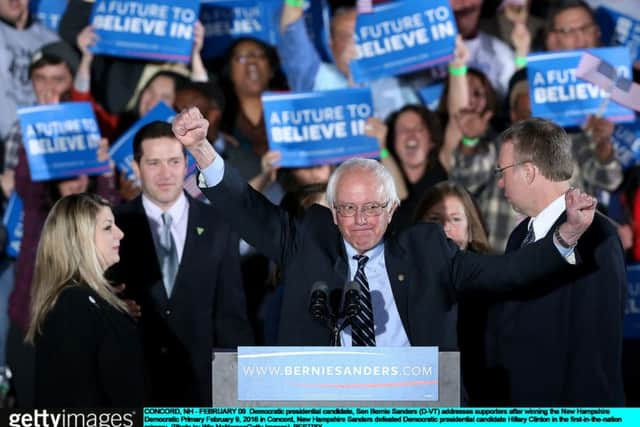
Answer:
[
  {"left": 159, "top": 212, "right": 179, "bottom": 297},
  {"left": 351, "top": 255, "right": 376, "bottom": 346},
  {"left": 521, "top": 221, "right": 535, "bottom": 247}
]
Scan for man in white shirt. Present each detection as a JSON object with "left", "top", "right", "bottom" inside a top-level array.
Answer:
[
  {"left": 485, "top": 117, "right": 626, "bottom": 406},
  {"left": 110, "top": 121, "right": 253, "bottom": 405},
  {"left": 167, "top": 107, "right": 597, "bottom": 355}
]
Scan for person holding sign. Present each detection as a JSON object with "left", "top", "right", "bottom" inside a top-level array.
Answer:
[
  {"left": 170, "top": 106, "right": 597, "bottom": 353},
  {"left": 539, "top": 1, "right": 624, "bottom": 207},
  {"left": 0, "top": 0, "right": 58, "bottom": 144},
  {"left": 220, "top": 37, "right": 288, "bottom": 184},
  {"left": 26, "top": 193, "right": 144, "bottom": 408},
  {"left": 5, "top": 41, "right": 120, "bottom": 408},
  {"left": 277, "top": 3, "right": 418, "bottom": 119}
]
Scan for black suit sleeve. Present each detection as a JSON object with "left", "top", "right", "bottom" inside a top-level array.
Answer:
[
  {"left": 35, "top": 288, "right": 100, "bottom": 407},
  {"left": 449, "top": 227, "right": 570, "bottom": 297},
  {"left": 565, "top": 222, "right": 626, "bottom": 404},
  {"left": 201, "top": 165, "right": 300, "bottom": 267},
  {"left": 213, "top": 230, "right": 255, "bottom": 347}
]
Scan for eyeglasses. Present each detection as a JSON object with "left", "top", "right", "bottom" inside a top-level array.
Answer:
[
  {"left": 552, "top": 22, "right": 597, "bottom": 37},
  {"left": 334, "top": 201, "right": 389, "bottom": 217},
  {"left": 232, "top": 51, "right": 267, "bottom": 64},
  {"left": 494, "top": 161, "right": 531, "bottom": 179}
]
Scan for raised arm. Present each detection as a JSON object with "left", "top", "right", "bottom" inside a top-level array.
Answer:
[
  {"left": 172, "top": 108, "right": 298, "bottom": 266},
  {"left": 276, "top": 0, "right": 323, "bottom": 91}
]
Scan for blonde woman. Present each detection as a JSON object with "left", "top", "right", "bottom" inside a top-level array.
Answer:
[{"left": 26, "top": 193, "right": 144, "bottom": 407}]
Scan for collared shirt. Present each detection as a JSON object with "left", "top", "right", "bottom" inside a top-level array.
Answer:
[
  {"left": 527, "top": 195, "right": 576, "bottom": 264},
  {"left": 450, "top": 133, "right": 622, "bottom": 252},
  {"left": 141, "top": 192, "right": 189, "bottom": 262},
  {"left": 339, "top": 240, "right": 410, "bottom": 347},
  {"left": 200, "top": 157, "right": 410, "bottom": 346}
]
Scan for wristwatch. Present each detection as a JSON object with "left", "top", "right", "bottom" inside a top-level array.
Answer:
[{"left": 554, "top": 227, "right": 577, "bottom": 249}]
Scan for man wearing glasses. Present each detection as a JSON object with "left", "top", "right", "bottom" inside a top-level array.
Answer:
[
  {"left": 543, "top": 0, "right": 623, "bottom": 205},
  {"left": 170, "top": 107, "right": 598, "bottom": 355},
  {"left": 484, "top": 118, "right": 626, "bottom": 406}
]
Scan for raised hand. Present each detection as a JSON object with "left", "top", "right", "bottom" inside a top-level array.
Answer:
[
  {"left": 558, "top": 188, "right": 597, "bottom": 246},
  {"left": 364, "top": 117, "right": 388, "bottom": 149},
  {"left": 172, "top": 107, "right": 216, "bottom": 169},
  {"left": 172, "top": 107, "right": 210, "bottom": 149}
]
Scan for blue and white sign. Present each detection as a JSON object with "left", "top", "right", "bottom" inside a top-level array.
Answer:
[
  {"left": 199, "top": 0, "right": 280, "bottom": 59},
  {"left": 2, "top": 193, "right": 23, "bottom": 259},
  {"left": 350, "top": 0, "right": 457, "bottom": 83},
  {"left": 528, "top": 47, "right": 635, "bottom": 127},
  {"left": 238, "top": 346, "right": 439, "bottom": 401},
  {"left": 109, "top": 102, "right": 176, "bottom": 180},
  {"left": 625, "top": 264, "right": 640, "bottom": 338},
  {"left": 596, "top": 6, "right": 640, "bottom": 62},
  {"left": 18, "top": 102, "right": 109, "bottom": 182},
  {"left": 418, "top": 82, "right": 445, "bottom": 111},
  {"left": 30, "top": 0, "right": 68, "bottom": 32},
  {"left": 262, "top": 88, "right": 377, "bottom": 167},
  {"left": 90, "top": 0, "right": 199, "bottom": 63},
  {"left": 612, "top": 118, "right": 640, "bottom": 169}
]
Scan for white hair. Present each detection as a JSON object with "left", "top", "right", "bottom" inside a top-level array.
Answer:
[{"left": 326, "top": 158, "right": 400, "bottom": 210}]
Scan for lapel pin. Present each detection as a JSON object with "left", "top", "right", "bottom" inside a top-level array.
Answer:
[
  {"left": 397, "top": 274, "right": 405, "bottom": 282},
  {"left": 196, "top": 227, "right": 204, "bottom": 235}
]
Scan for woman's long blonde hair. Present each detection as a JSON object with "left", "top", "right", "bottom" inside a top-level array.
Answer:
[{"left": 26, "top": 193, "right": 127, "bottom": 343}]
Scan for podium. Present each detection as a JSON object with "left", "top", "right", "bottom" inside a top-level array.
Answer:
[{"left": 212, "top": 351, "right": 460, "bottom": 406}]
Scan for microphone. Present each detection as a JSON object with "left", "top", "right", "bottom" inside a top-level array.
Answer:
[
  {"left": 309, "top": 281, "right": 329, "bottom": 321},
  {"left": 343, "top": 281, "right": 360, "bottom": 318}
]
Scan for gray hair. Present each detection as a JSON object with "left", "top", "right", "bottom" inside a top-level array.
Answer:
[{"left": 326, "top": 158, "right": 400, "bottom": 210}]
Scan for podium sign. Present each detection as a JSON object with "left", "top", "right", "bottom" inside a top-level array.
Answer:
[{"left": 237, "top": 346, "right": 438, "bottom": 401}]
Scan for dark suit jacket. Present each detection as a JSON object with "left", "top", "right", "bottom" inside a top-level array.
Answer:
[
  {"left": 485, "top": 212, "right": 626, "bottom": 406},
  {"left": 35, "top": 286, "right": 145, "bottom": 408},
  {"left": 110, "top": 194, "right": 254, "bottom": 406},
  {"left": 201, "top": 166, "right": 569, "bottom": 348}
]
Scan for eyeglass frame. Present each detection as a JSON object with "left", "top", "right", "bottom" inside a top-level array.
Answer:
[
  {"left": 494, "top": 160, "right": 532, "bottom": 179},
  {"left": 551, "top": 22, "right": 598, "bottom": 37},
  {"left": 334, "top": 201, "right": 390, "bottom": 217}
]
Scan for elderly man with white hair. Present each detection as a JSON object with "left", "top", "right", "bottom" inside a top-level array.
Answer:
[{"left": 170, "top": 107, "right": 597, "bottom": 348}]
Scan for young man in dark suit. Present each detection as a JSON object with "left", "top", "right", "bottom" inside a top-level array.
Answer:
[
  {"left": 484, "top": 118, "right": 626, "bottom": 406},
  {"left": 110, "top": 121, "right": 253, "bottom": 406}
]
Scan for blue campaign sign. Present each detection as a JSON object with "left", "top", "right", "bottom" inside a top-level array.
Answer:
[
  {"left": 596, "top": 6, "right": 640, "bottom": 62},
  {"left": 625, "top": 264, "right": 640, "bottom": 338},
  {"left": 238, "top": 346, "right": 439, "bottom": 401},
  {"left": 418, "top": 82, "right": 445, "bottom": 111},
  {"left": 109, "top": 102, "right": 176, "bottom": 180},
  {"left": 199, "top": 0, "right": 280, "bottom": 59},
  {"left": 90, "top": 0, "right": 199, "bottom": 63},
  {"left": 2, "top": 193, "right": 23, "bottom": 259},
  {"left": 528, "top": 47, "right": 635, "bottom": 127},
  {"left": 30, "top": 0, "right": 68, "bottom": 33},
  {"left": 262, "top": 88, "right": 378, "bottom": 167},
  {"left": 18, "top": 102, "right": 109, "bottom": 182},
  {"left": 349, "top": 0, "right": 457, "bottom": 83},
  {"left": 200, "top": 0, "right": 330, "bottom": 61},
  {"left": 612, "top": 118, "right": 640, "bottom": 170}
]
